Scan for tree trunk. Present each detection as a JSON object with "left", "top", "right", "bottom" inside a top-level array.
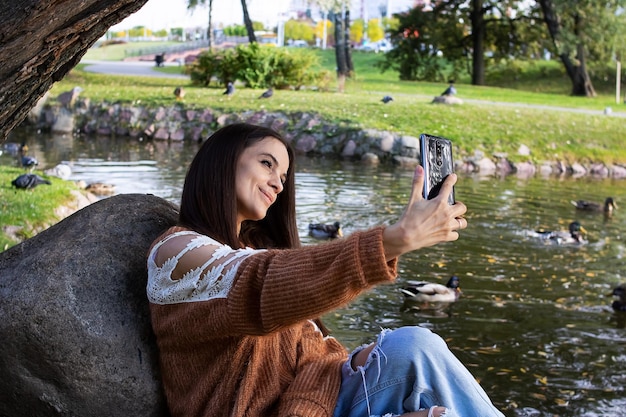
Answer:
[
  {"left": 344, "top": 10, "right": 354, "bottom": 75},
  {"left": 334, "top": 11, "right": 348, "bottom": 92},
  {"left": 0, "top": 0, "right": 149, "bottom": 143},
  {"left": 470, "top": 0, "right": 485, "bottom": 85},
  {"left": 538, "top": 0, "right": 596, "bottom": 97},
  {"left": 241, "top": 0, "right": 257, "bottom": 43},
  {"left": 207, "top": 0, "right": 214, "bottom": 49}
]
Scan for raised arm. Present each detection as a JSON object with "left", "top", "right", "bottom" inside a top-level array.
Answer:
[{"left": 383, "top": 165, "right": 467, "bottom": 261}]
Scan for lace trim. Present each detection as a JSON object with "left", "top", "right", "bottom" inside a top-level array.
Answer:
[{"left": 147, "top": 231, "right": 264, "bottom": 305}]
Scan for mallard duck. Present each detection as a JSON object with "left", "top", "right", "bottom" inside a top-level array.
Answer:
[
  {"left": 86, "top": 182, "right": 116, "bottom": 196},
  {"left": 608, "top": 284, "right": 626, "bottom": 312},
  {"left": 401, "top": 276, "right": 461, "bottom": 303},
  {"left": 174, "top": 86, "right": 185, "bottom": 101},
  {"left": 571, "top": 197, "right": 617, "bottom": 215},
  {"left": 535, "top": 221, "right": 587, "bottom": 245},
  {"left": 308, "top": 221, "right": 343, "bottom": 239},
  {"left": 11, "top": 173, "right": 51, "bottom": 190}
]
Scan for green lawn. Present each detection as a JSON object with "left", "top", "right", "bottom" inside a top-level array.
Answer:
[
  {"left": 0, "top": 167, "right": 81, "bottom": 250},
  {"left": 56, "top": 49, "right": 626, "bottom": 164}
]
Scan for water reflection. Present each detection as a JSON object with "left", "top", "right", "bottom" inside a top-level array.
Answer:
[{"left": 2, "top": 130, "right": 625, "bottom": 416}]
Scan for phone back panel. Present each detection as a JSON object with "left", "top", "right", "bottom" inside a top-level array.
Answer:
[{"left": 420, "top": 134, "right": 455, "bottom": 205}]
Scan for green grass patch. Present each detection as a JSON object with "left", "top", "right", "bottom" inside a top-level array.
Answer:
[
  {"left": 54, "top": 54, "right": 626, "bottom": 164},
  {"left": 0, "top": 167, "right": 80, "bottom": 251}
]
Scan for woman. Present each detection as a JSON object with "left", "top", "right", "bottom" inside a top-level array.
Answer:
[{"left": 147, "top": 123, "right": 504, "bottom": 417}]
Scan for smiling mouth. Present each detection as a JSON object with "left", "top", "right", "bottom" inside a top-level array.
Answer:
[{"left": 260, "top": 189, "right": 274, "bottom": 205}]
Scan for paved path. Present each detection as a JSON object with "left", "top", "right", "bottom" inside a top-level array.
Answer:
[
  {"left": 81, "top": 59, "right": 188, "bottom": 79},
  {"left": 81, "top": 59, "right": 626, "bottom": 118}
]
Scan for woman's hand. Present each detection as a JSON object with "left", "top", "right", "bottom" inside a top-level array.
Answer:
[{"left": 383, "top": 165, "right": 467, "bottom": 261}]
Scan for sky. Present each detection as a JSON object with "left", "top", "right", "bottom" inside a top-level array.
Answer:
[{"left": 110, "top": 0, "right": 416, "bottom": 31}]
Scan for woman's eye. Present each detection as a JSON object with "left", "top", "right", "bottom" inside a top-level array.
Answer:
[{"left": 261, "top": 159, "right": 272, "bottom": 168}]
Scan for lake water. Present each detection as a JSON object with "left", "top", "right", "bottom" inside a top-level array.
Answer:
[{"left": 3, "top": 131, "right": 626, "bottom": 416}]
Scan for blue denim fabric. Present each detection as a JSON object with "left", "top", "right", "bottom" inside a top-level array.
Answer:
[{"left": 333, "top": 326, "right": 505, "bottom": 417}]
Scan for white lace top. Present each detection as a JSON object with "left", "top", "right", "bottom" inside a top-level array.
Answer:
[{"left": 147, "top": 231, "right": 264, "bottom": 305}]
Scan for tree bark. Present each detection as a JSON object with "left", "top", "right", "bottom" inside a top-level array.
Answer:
[
  {"left": 241, "top": 0, "right": 257, "bottom": 43},
  {"left": 344, "top": 10, "right": 354, "bottom": 74},
  {"left": 538, "top": 0, "right": 596, "bottom": 97},
  {"left": 470, "top": 0, "right": 486, "bottom": 85},
  {"left": 207, "top": 0, "right": 214, "bottom": 49},
  {"left": 333, "top": 11, "right": 348, "bottom": 92},
  {"left": 0, "top": 0, "right": 149, "bottom": 143}
]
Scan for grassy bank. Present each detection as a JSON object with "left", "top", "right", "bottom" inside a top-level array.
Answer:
[
  {"left": 0, "top": 167, "right": 80, "bottom": 250},
  {"left": 55, "top": 48, "right": 626, "bottom": 164}
]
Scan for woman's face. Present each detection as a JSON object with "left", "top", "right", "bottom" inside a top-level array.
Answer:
[{"left": 235, "top": 137, "right": 290, "bottom": 225}]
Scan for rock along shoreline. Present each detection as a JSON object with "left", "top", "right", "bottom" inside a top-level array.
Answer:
[{"left": 25, "top": 97, "right": 626, "bottom": 180}]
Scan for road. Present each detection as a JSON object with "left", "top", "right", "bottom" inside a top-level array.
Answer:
[{"left": 80, "top": 59, "right": 626, "bottom": 118}]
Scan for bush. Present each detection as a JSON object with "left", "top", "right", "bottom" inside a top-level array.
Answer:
[{"left": 188, "top": 43, "right": 325, "bottom": 90}]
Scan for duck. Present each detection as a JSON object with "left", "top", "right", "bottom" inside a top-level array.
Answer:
[
  {"left": 174, "top": 86, "right": 185, "bottom": 101},
  {"left": 308, "top": 221, "right": 343, "bottom": 239},
  {"left": 400, "top": 276, "right": 462, "bottom": 303},
  {"left": 571, "top": 197, "right": 617, "bottom": 215},
  {"left": 534, "top": 221, "right": 587, "bottom": 245},
  {"left": 11, "top": 173, "right": 51, "bottom": 190},
  {"left": 85, "top": 182, "right": 116, "bottom": 196},
  {"left": 608, "top": 283, "right": 626, "bottom": 312}
]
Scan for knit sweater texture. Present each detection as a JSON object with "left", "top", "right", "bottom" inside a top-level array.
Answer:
[{"left": 147, "top": 226, "right": 397, "bottom": 417}]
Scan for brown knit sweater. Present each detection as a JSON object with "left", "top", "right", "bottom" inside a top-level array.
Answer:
[{"left": 147, "top": 227, "right": 397, "bottom": 417}]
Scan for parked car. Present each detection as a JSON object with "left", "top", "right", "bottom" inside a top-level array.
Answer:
[
  {"left": 290, "top": 40, "right": 308, "bottom": 47},
  {"left": 358, "top": 39, "right": 393, "bottom": 53}
]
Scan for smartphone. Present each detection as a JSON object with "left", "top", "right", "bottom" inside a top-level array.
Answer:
[{"left": 419, "top": 133, "right": 455, "bottom": 205}]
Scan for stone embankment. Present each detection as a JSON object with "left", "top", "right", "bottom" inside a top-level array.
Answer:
[{"left": 28, "top": 98, "right": 626, "bottom": 179}]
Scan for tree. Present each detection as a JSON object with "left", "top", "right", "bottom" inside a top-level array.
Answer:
[
  {"left": 367, "top": 19, "right": 385, "bottom": 43},
  {"left": 241, "top": 0, "right": 257, "bottom": 43},
  {"left": 332, "top": 7, "right": 354, "bottom": 92},
  {"left": 187, "top": 0, "right": 214, "bottom": 48},
  {"left": 0, "top": 0, "right": 149, "bottom": 143},
  {"left": 284, "top": 19, "right": 315, "bottom": 43},
  {"left": 535, "top": 0, "right": 625, "bottom": 97},
  {"left": 381, "top": 0, "right": 536, "bottom": 84}
]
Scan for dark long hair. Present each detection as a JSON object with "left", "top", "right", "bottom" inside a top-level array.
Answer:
[{"left": 179, "top": 123, "right": 300, "bottom": 250}]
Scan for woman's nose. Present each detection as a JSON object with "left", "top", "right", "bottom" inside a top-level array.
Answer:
[{"left": 269, "top": 173, "right": 283, "bottom": 193}]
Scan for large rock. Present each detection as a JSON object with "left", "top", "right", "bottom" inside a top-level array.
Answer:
[{"left": 0, "top": 194, "right": 178, "bottom": 416}]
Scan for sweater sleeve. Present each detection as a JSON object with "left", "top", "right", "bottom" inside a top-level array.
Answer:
[{"left": 226, "top": 227, "right": 396, "bottom": 335}]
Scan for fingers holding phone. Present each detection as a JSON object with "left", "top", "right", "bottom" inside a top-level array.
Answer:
[{"left": 420, "top": 134, "right": 456, "bottom": 205}]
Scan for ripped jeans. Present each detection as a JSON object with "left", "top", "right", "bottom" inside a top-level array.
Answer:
[{"left": 333, "top": 326, "right": 505, "bottom": 417}]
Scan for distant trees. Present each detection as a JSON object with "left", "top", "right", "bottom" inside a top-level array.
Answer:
[
  {"left": 187, "top": 0, "right": 214, "bottom": 47},
  {"left": 284, "top": 19, "right": 315, "bottom": 43},
  {"left": 380, "top": 0, "right": 626, "bottom": 97},
  {"left": 186, "top": 0, "right": 256, "bottom": 44},
  {"left": 535, "top": 0, "right": 626, "bottom": 97}
]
